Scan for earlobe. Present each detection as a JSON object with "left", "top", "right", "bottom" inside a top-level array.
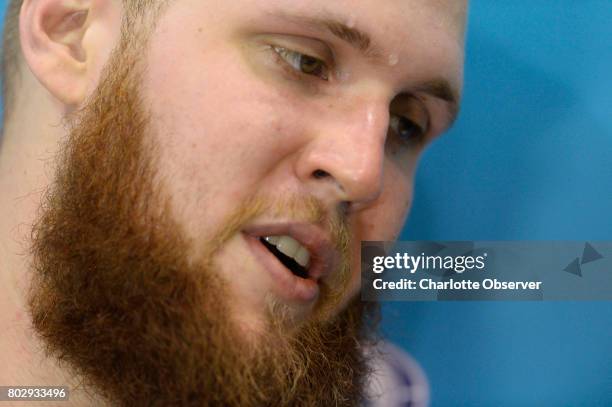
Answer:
[{"left": 19, "top": 0, "right": 94, "bottom": 107}]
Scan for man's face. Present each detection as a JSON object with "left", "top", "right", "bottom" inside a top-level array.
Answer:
[
  {"left": 143, "top": 0, "right": 464, "bottom": 329},
  {"left": 28, "top": 0, "right": 465, "bottom": 405}
]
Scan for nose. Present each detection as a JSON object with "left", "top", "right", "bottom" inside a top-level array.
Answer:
[{"left": 294, "top": 95, "right": 389, "bottom": 209}]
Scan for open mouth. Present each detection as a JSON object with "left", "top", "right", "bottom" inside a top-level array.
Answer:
[
  {"left": 243, "top": 224, "right": 336, "bottom": 302},
  {"left": 259, "top": 236, "right": 310, "bottom": 280}
]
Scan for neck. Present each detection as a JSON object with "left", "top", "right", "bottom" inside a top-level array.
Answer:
[{"left": 0, "top": 77, "right": 106, "bottom": 406}]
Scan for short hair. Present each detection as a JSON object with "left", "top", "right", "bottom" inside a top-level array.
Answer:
[
  {"left": 1, "top": 0, "right": 167, "bottom": 123},
  {"left": 2, "top": 0, "right": 24, "bottom": 120}
]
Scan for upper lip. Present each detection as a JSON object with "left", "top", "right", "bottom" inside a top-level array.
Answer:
[{"left": 242, "top": 222, "right": 340, "bottom": 282}]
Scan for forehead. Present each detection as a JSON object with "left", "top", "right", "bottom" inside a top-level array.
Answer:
[
  {"left": 417, "top": 0, "right": 469, "bottom": 37},
  {"left": 223, "top": 0, "right": 468, "bottom": 90},
  {"left": 250, "top": 0, "right": 468, "bottom": 36}
]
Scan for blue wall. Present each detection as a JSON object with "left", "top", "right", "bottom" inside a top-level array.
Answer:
[
  {"left": 384, "top": 2, "right": 612, "bottom": 406},
  {"left": 2, "top": 1, "right": 611, "bottom": 405}
]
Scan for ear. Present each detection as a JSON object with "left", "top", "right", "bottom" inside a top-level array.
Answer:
[{"left": 19, "top": 0, "right": 123, "bottom": 108}]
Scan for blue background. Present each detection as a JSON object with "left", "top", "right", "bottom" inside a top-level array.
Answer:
[{"left": 2, "top": 1, "right": 611, "bottom": 406}]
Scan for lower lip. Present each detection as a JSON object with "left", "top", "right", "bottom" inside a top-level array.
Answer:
[{"left": 242, "top": 233, "right": 319, "bottom": 303}]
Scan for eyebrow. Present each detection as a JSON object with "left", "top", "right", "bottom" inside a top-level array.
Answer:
[
  {"left": 267, "top": 11, "right": 461, "bottom": 126},
  {"left": 323, "top": 20, "right": 375, "bottom": 56},
  {"left": 268, "top": 11, "right": 383, "bottom": 58}
]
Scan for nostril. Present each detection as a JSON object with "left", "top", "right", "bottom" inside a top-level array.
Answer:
[{"left": 312, "top": 169, "right": 330, "bottom": 179}]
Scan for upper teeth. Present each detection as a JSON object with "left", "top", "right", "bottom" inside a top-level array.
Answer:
[{"left": 264, "top": 235, "right": 311, "bottom": 268}]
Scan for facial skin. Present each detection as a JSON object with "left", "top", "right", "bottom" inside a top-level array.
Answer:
[
  {"left": 143, "top": 0, "right": 464, "bottom": 330},
  {"left": 0, "top": 0, "right": 466, "bottom": 405}
]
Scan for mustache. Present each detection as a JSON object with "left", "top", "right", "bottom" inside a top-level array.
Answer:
[{"left": 206, "top": 193, "right": 351, "bottom": 258}]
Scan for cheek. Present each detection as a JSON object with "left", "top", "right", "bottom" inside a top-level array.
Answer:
[
  {"left": 139, "top": 12, "right": 308, "bottom": 241},
  {"left": 344, "top": 162, "right": 413, "bottom": 293},
  {"left": 356, "top": 160, "right": 414, "bottom": 241}
]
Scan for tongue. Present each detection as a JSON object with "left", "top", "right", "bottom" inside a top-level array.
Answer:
[{"left": 260, "top": 238, "right": 309, "bottom": 279}]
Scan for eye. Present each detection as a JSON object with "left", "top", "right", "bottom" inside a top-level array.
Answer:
[
  {"left": 389, "top": 114, "right": 426, "bottom": 145},
  {"left": 272, "top": 46, "right": 329, "bottom": 81}
]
